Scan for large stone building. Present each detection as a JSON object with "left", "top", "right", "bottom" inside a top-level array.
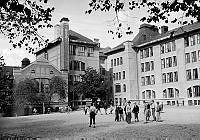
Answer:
[{"left": 105, "top": 22, "right": 200, "bottom": 106}]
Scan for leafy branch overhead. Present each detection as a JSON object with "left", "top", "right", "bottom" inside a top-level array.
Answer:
[
  {"left": 86, "top": 0, "right": 200, "bottom": 38},
  {"left": 0, "top": 0, "right": 54, "bottom": 53}
]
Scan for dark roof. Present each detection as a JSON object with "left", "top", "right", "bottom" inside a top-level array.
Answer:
[
  {"left": 138, "top": 22, "right": 200, "bottom": 47},
  {"left": 104, "top": 41, "right": 131, "bottom": 55},
  {"left": 69, "top": 30, "right": 93, "bottom": 43}
]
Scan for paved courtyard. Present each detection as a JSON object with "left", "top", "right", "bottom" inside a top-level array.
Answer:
[{"left": 0, "top": 106, "right": 200, "bottom": 139}]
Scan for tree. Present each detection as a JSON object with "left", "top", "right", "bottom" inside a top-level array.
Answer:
[
  {"left": 0, "top": 0, "right": 54, "bottom": 53},
  {"left": 70, "top": 67, "right": 111, "bottom": 102},
  {"left": 49, "top": 76, "right": 67, "bottom": 102},
  {"left": 86, "top": 0, "right": 200, "bottom": 38}
]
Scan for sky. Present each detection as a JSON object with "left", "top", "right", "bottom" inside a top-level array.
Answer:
[{"left": 0, "top": 0, "right": 182, "bottom": 66}]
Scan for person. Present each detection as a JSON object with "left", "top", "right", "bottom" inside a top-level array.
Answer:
[
  {"left": 104, "top": 102, "right": 108, "bottom": 114},
  {"left": 132, "top": 102, "right": 139, "bottom": 122},
  {"left": 156, "top": 102, "right": 161, "bottom": 122},
  {"left": 126, "top": 101, "right": 132, "bottom": 124},
  {"left": 115, "top": 105, "right": 119, "bottom": 121},
  {"left": 89, "top": 103, "right": 97, "bottom": 128},
  {"left": 146, "top": 103, "right": 151, "bottom": 121},
  {"left": 124, "top": 103, "right": 127, "bottom": 121},
  {"left": 84, "top": 105, "right": 88, "bottom": 115},
  {"left": 119, "top": 106, "right": 124, "bottom": 121},
  {"left": 33, "top": 108, "right": 37, "bottom": 115},
  {"left": 151, "top": 100, "right": 156, "bottom": 121}
]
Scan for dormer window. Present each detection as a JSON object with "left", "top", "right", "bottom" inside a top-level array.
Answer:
[{"left": 50, "top": 70, "right": 54, "bottom": 74}]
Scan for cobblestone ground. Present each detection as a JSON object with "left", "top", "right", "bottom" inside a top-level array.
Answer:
[{"left": 0, "top": 106, "right": 200, "bottom": 140}]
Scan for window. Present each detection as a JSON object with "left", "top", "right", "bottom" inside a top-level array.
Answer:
[
  {"left": 151, "top": 75, "right": 155, "bottom": 85},
  {"left": 160, "top": 44, "right": 165, "bottom": 54},
  {"left": 146, "top": 76, "right": 151, "bottom": 85},
  {"left": 115, "top": 84, "right": 121, "bottom": 93},
  {"left": 150, "top": 47, "right": 153, "bottom": 56},
  {"left": 198, "top": 50, "right": 200, "bottom": 61},
  {"left": 190, "top": 35, "right": 195, "bottom": 46},
  {"left": 114, "top": 59, "right": 116, "bottom": 66},
  {"left": 191, "top": 51, "right": 197, "bottom": 62},
  {"left": 123, "top": 71, "right": 125, "bottom": 79},
  {"left": 187, "top": 87, "right": 192, "bottom": 98},
  {"left": 146, "top": 90, "right": 151, "bottom": 99},
  {"left": 117, "top": 58, "right": 119, "bottom": 65},
  {"left": 163, "top": 89, "right": 167, "bottom": 98},
  {"left": 111, "top": 59, "right": 113, "bottom": 67},
  {"left": 31, "top": 69, "right": 35, "bottom": 73},
  {"left": 161, "top": 59, "right": 165, "bottom": 69},
  {"left": 142, "top": 91, "right": 145, "bottom": 99},
  {"left": 172, "top": 40, "right": 176, "bottom": 51},
  {"left": 175, "top": 89, "right": 179, "bottom": 97},
  {"left": 169, "top": 72, "right": 173, "bottom": 82},
  {"left": 113, "top": 73, "right": 115, "bottom": 81},
  {"left": 174, "top": 71, "right": 178, "bottom": 82},
  {"left": 69, "top": 61, "right": 73, "bottom": 70},
  {"left": 144, "top": 48, "right": 149, "bottom": 58},
  {"left": 116, "top": 73, "right": 118, "bottom": 80},
  {"left": 141, "top": 63, "right": 144, "bottom": 72},
  {"left": 141, "top": 77, "right": 145, "bottom": 86},
  {"left": 145, "top": 62, "right": 150, "bottom": 72},
  {"left": 152, "top": 91, "right": 156, "bottom": 98},
  {"left": 150, "top": 61, "right": 154, "bottom": 71},
  {"left": 78, "top": 46, "right": 85, "bottom": 52},
  {"left": 81, "top": 62, "right": 85, "bottom": 71},
  {"left": 140, "top": 50, "right": 144, "bottom": 59},
  {"left": 119, "top": 72, "right": 121, "bottom": 80},
  {"left": 74, "top": 61, "right": 80, "bottom": 71},
  {"left": 123, "top": 84, "right": 126, "bottom": 92},
  {"left": 162, "top": 73, "right": 166, "bottom": 83},
  {"left": 173, "top": 56, "right": 177, "bottom": 66},
  {"left": 166, "top": 58, "right": 169, "bottom": 68},
  {"left": 197, "top": 33, "right": 200, "bottom": 44},
  {"left": 166, "top": 42, "right": 171, "bottom": 53},
  {"left": 184, "top": 36, "right": 189, "bottom": 47},
  {"left": 185, "top": 53, "right": 190, "bottom": 63},
  {"left": 120, "top": 57, "right": 123, "bottom": 65},
  {"left": 193, "top": 68, "right": 198, "bottom": 79},
  {"left": 193, "top": 86, "right": 200, "bottom": 97},
  {"left": 44, "top": 52, "right": 48, "bottom": 60},
  {"left": 168, "top": 88, "right": 174, "bottom": 98},
  {"left": 168, "top": 57, "right": 172, "bottom": 67},
  {"left": 186, "top": 69, "right": 192, "bottom": 80}
]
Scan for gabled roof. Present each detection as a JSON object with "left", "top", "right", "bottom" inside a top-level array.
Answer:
[
  {"left": 69, "top": 30, "right": 93, "bottom": 42},
  {"left": 138, "top": 22, "right": 200, "bottom": 47}
]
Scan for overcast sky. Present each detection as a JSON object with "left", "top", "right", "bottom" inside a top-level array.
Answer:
[{"left": 0, "top": 0, "right": 181, "bottom": 66}]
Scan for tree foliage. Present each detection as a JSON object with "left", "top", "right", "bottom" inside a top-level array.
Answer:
[
  {"left": 70, "top": 67, "right": 111, "bottom": 101},
  {"left": 0, "top": 0, "right": 54, "bottom": 53},
  {"left": 86, "top": 0, "right": 200, "bottom": 38},
  {"left": 49, "top": 76, "right": 67, "bottom": 101}
]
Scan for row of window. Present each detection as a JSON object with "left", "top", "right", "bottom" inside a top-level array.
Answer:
[
  {"left": 142, "top": 90, "right": 156, "bottom": 99},
  {"left": 115, "top": 84, "right": 126, "bottom": 93},
  {"left": 160, "top": 41, "right": 176, "bottom": 54},
  {"left": 113, "top": 71, "right": 126, "bottom": 81},
  {"left": 162, "top": 71, "right": 178, "bottom": 83},
  {"left": 161, "top": 56, "right": 177, "bottom": 69},
  {"left": 69, "top": 61, "right": 85, "bottom": 71},
  {"left": 186, "top": 68, "right": 199, "bottom": 81},
  {"left": 69, "top": 45, "right": 94, "bottom": 57},
  {"left": 140, "top": 47, "right": 153, "bottom": 59},
  {"left": 141, "top": 75, "right": 155, "bottom": 86},
  {"left": 187, "top": 86, "right": 200, "bottom": 98},
  {"left": 30, "top": 69, "right": 54, "bottom": 75},
  {"left": 141, "top": 61, "right": 154, "bottom": 72},
  {"left": 111, "top": 57, "right": 123, "bottom": 67},
  {"left": 69, "top": 75, "right": 82, "bottom": 83},
  {"left": 184, "top": 33, "right": 200, "bottom": 47},
  {"left": 163, "top": 88, "right": 179, "bottom": 98},
  {"left": 185, "top": 50, "right": 200, "bottom": 64}
]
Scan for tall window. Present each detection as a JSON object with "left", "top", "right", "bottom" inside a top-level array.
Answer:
[
  {"left": 161, "top": 59, "right": 165, "bottom": 69},
  {"left": 141, "top": 77, "right": 145, "bottom": 86},
  {"left": 160, "top": 44, "right": 165, "bottom": 54},
  {"left": 166, "top": 58, "right": 169, "bottom": 68},
  {"left": 163, "top": 89, "right": 167, "bottom": 98},
  {"left": 119, "top": 72, "right": 121, "bottom": 80},
  {"left": 116, "top": 73, "right": 118, "bottom": 80},
  {"left": 120, "top": 57, "right": 123, "bottom": 65},
  {"left": 115, "top": 84, "right": 121, "bottom": 93},
  {"left": 150, "top": 61, "right": 154, "bottom": 70},
  {"left": 111, "top": 59, "right": 113, "bottom": 67},
  {"left": 185, "top": 53, "right": 190, "bottom": 63},
  {"left": 172, "top": 40, "right": 176, "bottom": 51},
  {"left": 152, "top": 91, "right": 156, "bottom": 98},
  {"left": 186, "top": 69, "right": 192, "bottom": 80},
  {"left": 142, "top": 91, "right": 145, "bottom": 99},
  {"left": 197, "top": 33, "right": 200, "bottom": 44},
  {"left": 173, "top": 56, "right": 177, "bottom": 66},
  {"left": 117, "top": 58, "right": 119, "bottom": 65},
  {"left": 168, "top": 88, "right": 174, "bottom": 98},
  {"left": 123, "top": 71, "right": 125, "bottom": 79},
  {"left": 174, "top": 71, "right": 178, "bottom": 82},
  {"left": 184, "top": 37, "right": 189, "bottom": 47},
  {"left": 146, "top": 76, "right": 151, "bottom": 85},
  {"left": 166, "top": 42, "right": 171, "bottom": 53},
  {"left": 145, "top": 62, "right": 150, "bottom": 71},
  {"left": 144, "top": 48, "right": 149, "bottom": 58},
  {"left": 190, "top": 35, "right": 195, "bottom": 46},
  {"left": 123, "top": 84, "right": 126, "bottom": 92},
  {"left": 151, "top": 75, "right": 155, "bottom": 85},
  {"left": 193, "top": 68, "right": 198, "bottom": 79},
  {"left": 191, "top": 51, "right": 197, "bottom": 62},
  {"left": 193, "top": 86, "right": 200, "bottom": 97},
  {"left": 81, "top": 62, "right": 85, "bottom": 71},
  {"left": 187, "top": 87, "right": 192, "bottom": 97},
  {"left": 169, "top": 72, "right": 173, "bottom": 82},
  {"left": 198, "top": 50, "right": 200, "bottom": 61},
  {"left": 141, "top": 63, "right": 144, "bottom": 72},
  {"left": 168, "top": 57, "right": 172, "bottom": 67},
  {"left": 146, "top": 90, "right": 151, "bottom": 99},
  {"left": 162, "top": 73, "right": 166, "bottom": 83},
  {"left": 150, "top": 47, "right": 153, "bottom": 56},
  {"left": 140, "top": 50, "right": 143, "bottom": 59},
  {"left": 113, "top": 73, "right": 115, "bottom": 81},
  {"left": 114, "top": 59, "right": 116, "bottom": 66}
]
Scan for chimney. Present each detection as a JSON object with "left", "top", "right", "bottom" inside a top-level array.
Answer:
[
  {"left": 54, "top": 24, "right": 61, "bottom": 39},
  {"left": 161, "top": 26, "right": 168, "bottom": 34}
]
